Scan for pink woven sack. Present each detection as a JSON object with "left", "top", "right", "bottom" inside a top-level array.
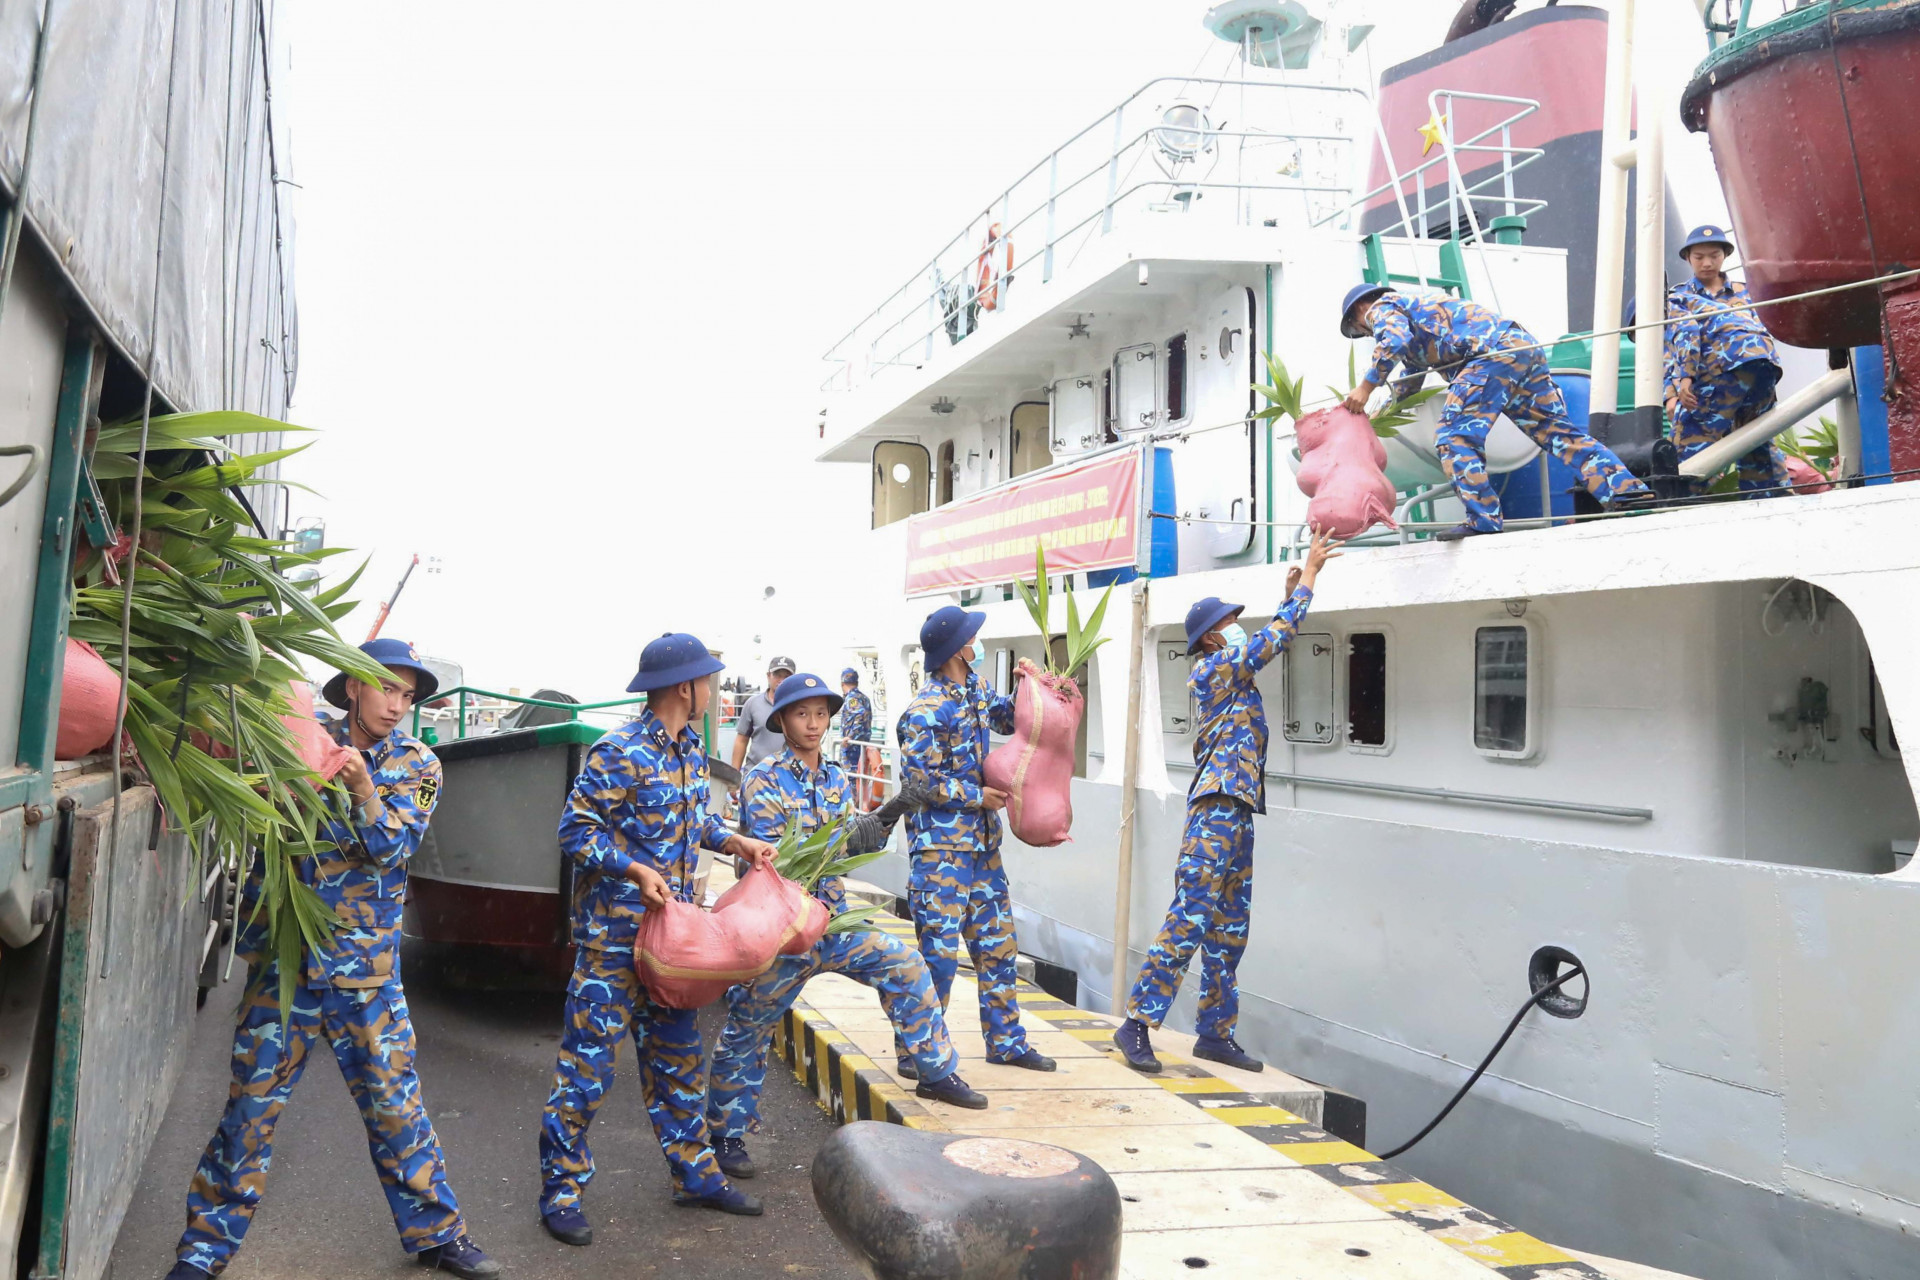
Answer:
[
  {"left": 57, "top": 638, "right": 122, "bottom": 759},
  {"left": 283, "top": 681, "right": 358, "bottom": 781},
  {"left": 1294, "top": 406, "right": 1397, "bottom": 539},
  {"left": 984, "top": 671, "right": 1084, "bottom": 848},
  {"left": 635, "top": 862, "right": 827, "bottom": 1008}
]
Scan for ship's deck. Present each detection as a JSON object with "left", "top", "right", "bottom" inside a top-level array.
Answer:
[{"left": 769, "top": 876, "right": 1693, "bottom": 1280}]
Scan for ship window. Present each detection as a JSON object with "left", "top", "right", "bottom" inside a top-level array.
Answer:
[
  {"left": 1283, "top": 633, "right": 1336, "bottom": 745},
  {"left": 1166, "top": 333, "right": 1189, "bottom": 422},
  {"left": 1101, "top": 370, "right": 1118, "bottom": 443},
  {"left": 1473, "top": 624, "right": 1537, "bottom": 759},
  {"left": 936, "top": 439, "right": 955, "bottom": 506},
  {"left": 995, "top": 646, "right": 1013, "bottom": 697},
  {"left": 871, "top": 441, "right": 930, "bottom": 529},
  {"left": 1347, "top": 631, "right": 1388, "bottom": 750}
]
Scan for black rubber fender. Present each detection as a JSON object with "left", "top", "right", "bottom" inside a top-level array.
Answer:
[{"left": 811, "top": 1122, "right": 1121, "bottom": 1280}]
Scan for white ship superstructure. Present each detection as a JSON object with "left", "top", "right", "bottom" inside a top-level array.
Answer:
[{"left": 811, "top": 5, "right": 1920, "bottom": 1277}]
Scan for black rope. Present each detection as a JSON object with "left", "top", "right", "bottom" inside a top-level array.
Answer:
[
  {"left": 1825, "top": 6, "right": 1902, "bottom": 395},
  {"left": 1376, "top": 965, "right": 1586, "bottom": 1161}
]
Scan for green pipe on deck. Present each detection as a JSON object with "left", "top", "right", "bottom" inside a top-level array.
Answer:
[{"left": 16, "top": 333, "right": 95, "bottom": 780}]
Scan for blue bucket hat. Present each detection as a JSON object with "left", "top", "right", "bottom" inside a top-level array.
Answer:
[
  {"left": 767, "top": 671, "right": 844, "bottom": 732},
  {"left": 1183, "top": 596, "right": 1244, "bottom": 652},
  {"left": 1678, "top": 224, "right": 1734, "bottom": 259},
  {"left": 921, "top": 605, "right": 986, "bottom": 673},
  {"left": 323, "top": 637, "right": 439, "bottom": 710},
  {"left": 1340, "top": 282, "right": 1394, "bottom": 338},
  {"left": 840, "top": 667, "right": 859, "bottom": 685},
  {"left": 626, "top": 632, "right": 725, "bottom": 693}
]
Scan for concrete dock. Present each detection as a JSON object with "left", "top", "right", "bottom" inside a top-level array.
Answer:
[{"left": 777, "top": 897, "right": 1689, "bottom": 1280}]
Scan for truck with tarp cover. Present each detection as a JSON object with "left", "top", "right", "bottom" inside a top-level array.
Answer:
[{"left": 0, "top": 4, "right": 295, "bottom": 1276}]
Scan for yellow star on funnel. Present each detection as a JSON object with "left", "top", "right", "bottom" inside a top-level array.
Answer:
[{"left": 1418, "top": 110, "right": 1448, "bottom": 156}]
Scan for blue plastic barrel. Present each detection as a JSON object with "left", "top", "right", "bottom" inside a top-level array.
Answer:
[
  {"left": 1494, "top": 373, "right": 1585, "bottom": 522},
  {"left": 1149, "top": 446, "right": 1178, "bottom": 577},
  {"left": 1854, "top": 345, "right": 1890, "bottom": 485}
]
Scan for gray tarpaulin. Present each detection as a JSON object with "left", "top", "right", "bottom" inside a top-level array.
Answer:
[{"left": 0, "top": 0, "right": 294, "bottom": 416}]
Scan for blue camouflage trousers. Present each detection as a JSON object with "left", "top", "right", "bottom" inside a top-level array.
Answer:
[
  {"left": 176, "top": 963, "right": 464, "bottom": 1275},
  {"left": 1438, "top": 345, "right": 1650, "bottom": 532},
  {"left": 1675, "top": 360, "right": 1786, "bottom": 495},
  {"left": 706, "top": 928, "right": 959, "bottom": 1139},
  {"left": 539, "top": 945, "right": 728, "bottom": 1213},
  {"left": 908, "top": 844, "right": 1031, "bottom": 1061},
  {"left": 1126, "top": 796, "right": 1255, "bottom": 1040}
]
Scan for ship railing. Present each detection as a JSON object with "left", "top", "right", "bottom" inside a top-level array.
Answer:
[
  {"left": 1317, "top": 90, "right": 1547, "bottom": 307},
  {"left": 820, "top": 76, "right": 1396, "bottom": 394},
  {"left": 832, "top": 730, "right": 901, "bottom": 804},
  {"left": 411, "top": 685, "right": 736, "bottom": 745}
]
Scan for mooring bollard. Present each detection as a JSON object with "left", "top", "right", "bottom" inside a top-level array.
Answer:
[{"left": 811, "top": 1122, "right": 1122, "bottom": 1279}]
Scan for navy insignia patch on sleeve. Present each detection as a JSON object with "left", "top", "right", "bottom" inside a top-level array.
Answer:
[{"left": 417, "top": 776, "right": 439, "bottom": 811}]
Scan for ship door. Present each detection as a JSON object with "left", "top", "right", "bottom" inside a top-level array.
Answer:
[
  {"left": 871, "top": 441, "right": 930, "bottom": 528},
  {"left": 1182, "top": 284, "right": 1259, "bottom": 558},
  {"left": 1050, "top": 376, "right": 1101, "bottom": 457},
  {"left": 1010, "top": 401, "right": 1052, "bottom": 477},
  {"left": 1113, "top": 343, "right": 1158, "bottom": 436}
]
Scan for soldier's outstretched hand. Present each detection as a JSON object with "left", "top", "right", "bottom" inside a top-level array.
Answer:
[
  {"left": 1300, "top": 528, "right": 1344, "bottom": 589},
  {"left": 1014, "top": 656, "right": 1044, "bottom": 683}
]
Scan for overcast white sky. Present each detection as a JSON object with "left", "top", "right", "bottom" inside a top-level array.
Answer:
[{"left": 279, "top": 0, "right": 1738, "bottom": 700}]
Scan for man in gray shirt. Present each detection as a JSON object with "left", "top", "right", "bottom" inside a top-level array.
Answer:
[{"left": 729, "top": 655, "right": 795, "bottom": 772}]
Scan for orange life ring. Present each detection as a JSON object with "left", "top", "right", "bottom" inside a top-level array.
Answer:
[{"left": 974, "top": 223, "right": 1013, "bottom": 312}]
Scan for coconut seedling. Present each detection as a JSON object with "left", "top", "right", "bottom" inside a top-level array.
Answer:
[
  {"left": 1253, "top": 349, "right": 1443, "bottom": 440},
  {"left": 72, "top": 409, "right": 387, "bottom": 1016},
  {"left": 768, "top": 816, "right": 888, "bottom": 934},
  {"left": 1012, "top": 543, "right": 1113, "bottom": 690}
]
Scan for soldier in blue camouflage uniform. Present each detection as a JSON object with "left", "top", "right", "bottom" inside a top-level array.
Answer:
[
  {"left": 1663, "top": 224, "right": 1788, "bottom": 496},
  {"left": 1115, "top": 533, "right": 1340, "bottom": 1075},
  {"left": 1340, "top": 283, "right": 1654, "bottom": 540},
  {"left": 538, "top": 633, "right": 779, "bottom": 1246},
  {"left": 895, "top": 608, "right": 1056, "bottom": 1072},
  {"left": 837, "top": 666, "right": 873, "bottom": 798},
  {"left": 168, "top": 639, "right": 498, "bottom": 1280},
  {"left": 705, "top": 673, "right": 986, "bottom": 1178}
]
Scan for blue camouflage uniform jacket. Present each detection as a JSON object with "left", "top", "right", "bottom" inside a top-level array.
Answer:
[
  {"left": 738, "top": 747, "right": 852, "bottom": 914},
  {"left": 558, "top": 708, "right": 734, "bottom": 952},
  {"left": 1364, "top": 293, "right": 1527, "bottom": 387},
  {"left": 897, "top": 671, "right": 1015, "bottom": 854},
  {"left": 1189, "top": 587, "right": 1314, "bottom": 815},
  {"left": 838, "top": 688, "right": 873, "bottom": 749},
  {"left": 239, "top": 721, "right": 443, "bottom": 990},
  {"left": 1663, "top": 275, "right": 1778, "bottom": 397}
]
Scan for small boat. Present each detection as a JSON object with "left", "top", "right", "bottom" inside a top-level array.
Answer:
[{"left": 402, "top": 684, "right": 742, "bottom": 982}]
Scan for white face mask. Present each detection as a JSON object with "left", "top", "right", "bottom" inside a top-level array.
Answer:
[{"left": 1217, "top": 623, "right": 1249, "bottom": 650}]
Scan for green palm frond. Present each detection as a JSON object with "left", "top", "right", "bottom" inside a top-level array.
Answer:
[{"left": 76, "top": 408, "right": 378, "bottom": 1018}]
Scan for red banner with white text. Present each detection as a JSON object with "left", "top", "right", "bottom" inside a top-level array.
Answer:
[{"left": 904, "top": 450, "right": 1141, "bottom": 596}]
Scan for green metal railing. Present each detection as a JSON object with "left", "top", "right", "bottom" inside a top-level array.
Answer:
[
  {"left": 409, "top": 685, "right": 730, "bottom": 752},
  {"left": 411, "top": 686, "right": 643, "bottom": 741}
]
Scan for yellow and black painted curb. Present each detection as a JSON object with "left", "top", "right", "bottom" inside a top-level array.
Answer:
[
  {"left": 777, "top": 907, "right": 1608, "bottom": 1280},
  {"left": 771, "top": 915, "right": 945, "bottom": 1132}
]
